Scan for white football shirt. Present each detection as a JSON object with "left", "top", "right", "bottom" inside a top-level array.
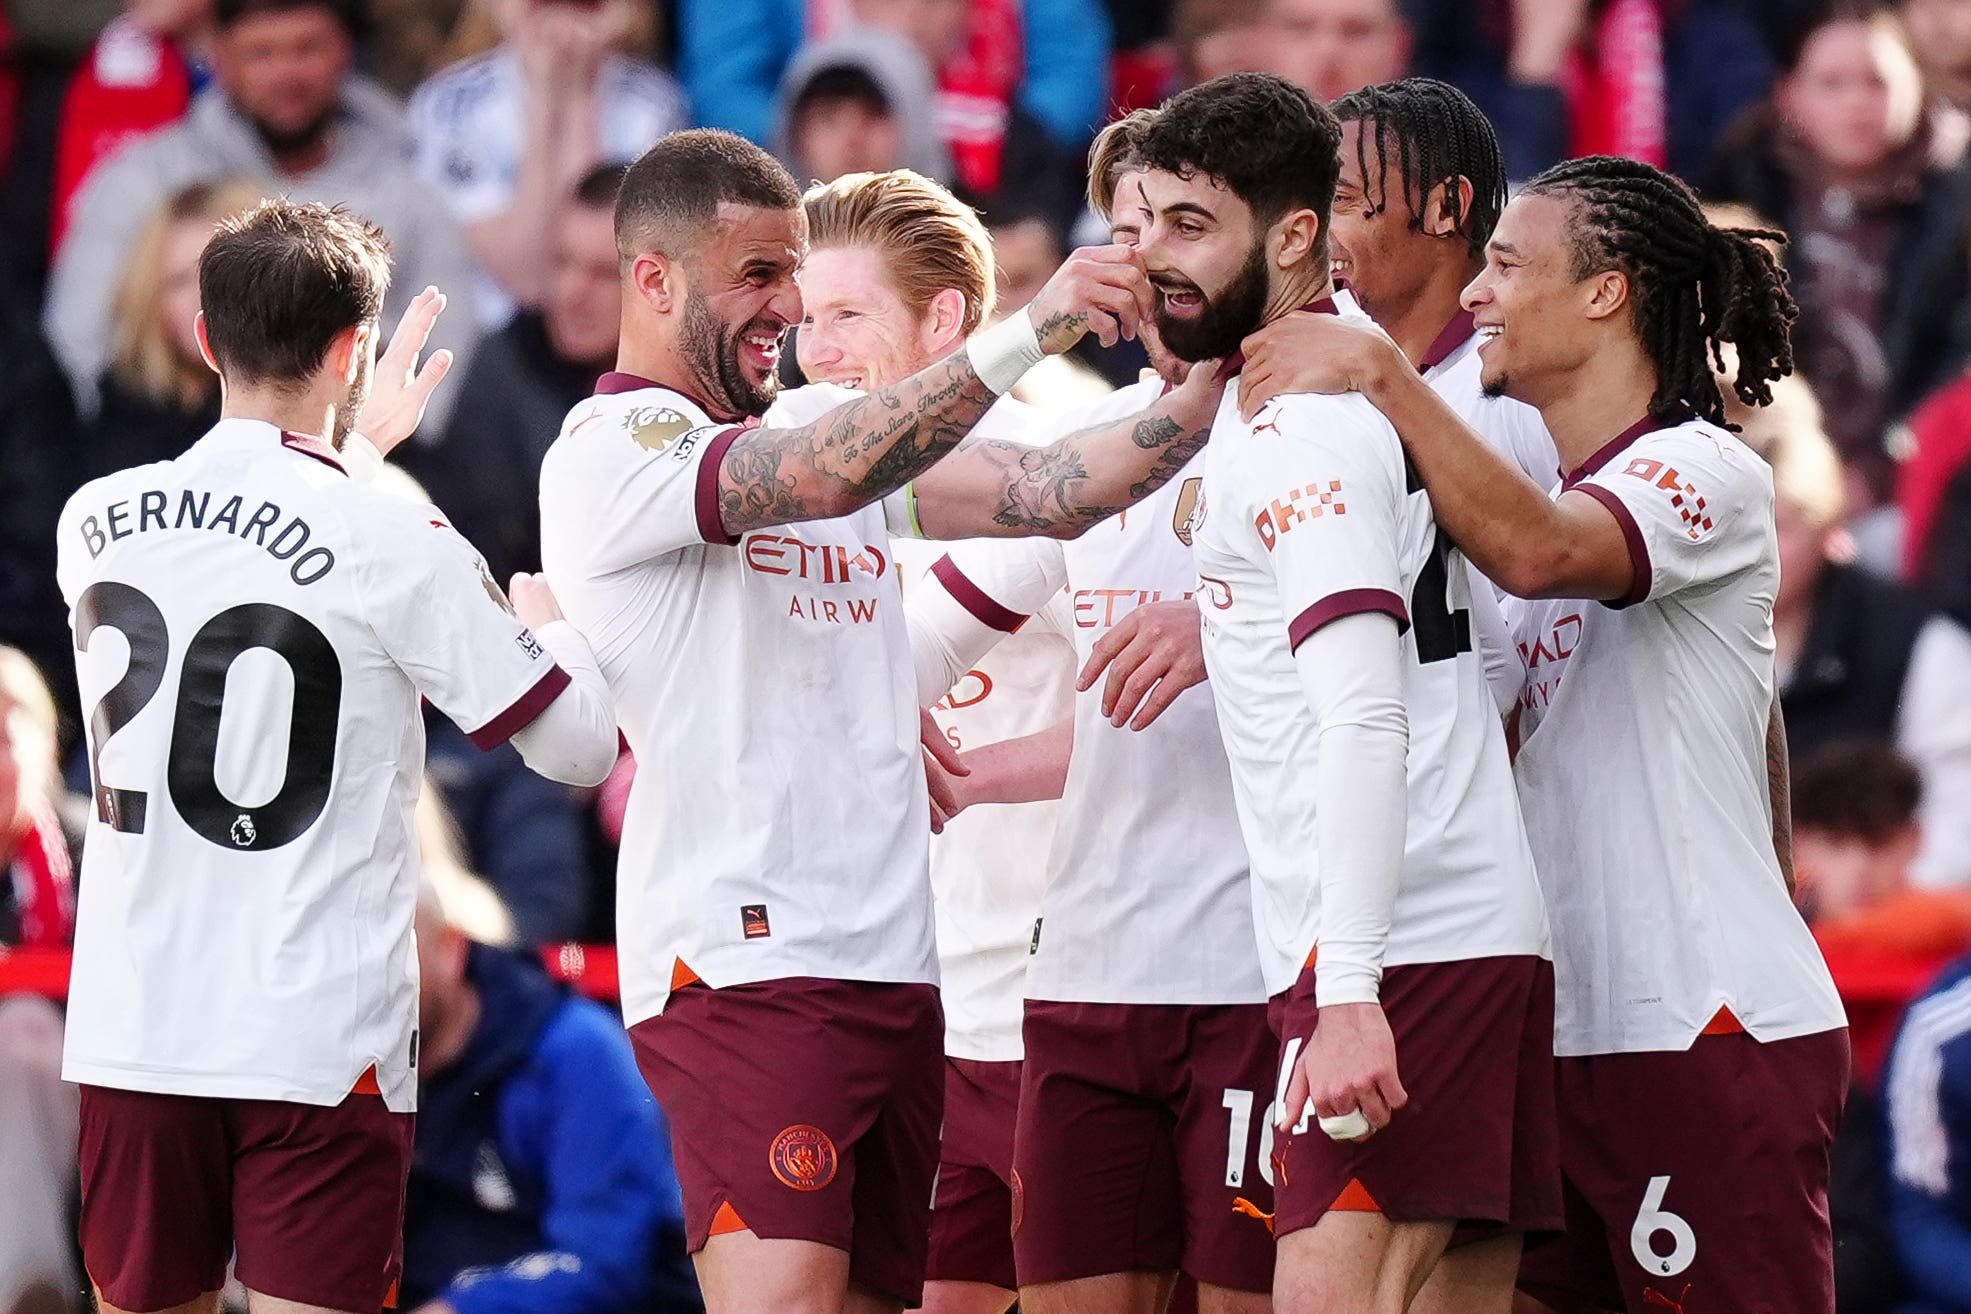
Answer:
[
  {"left": 540, "top": 376, "right": 938, "bottom": 1028},
  {"left": 917, "top": 377, "right": 1269, "bottom": 1006},
  {"left": 1191, "top": 295, "right": 1547, "bottom": 998},
  {"left": 1510, "top": 411, "right": 1846, "bottom": 1054},
  {"left": 895, "top": 397, "right": 1078, "bottom": 1063},
  {"left": 58, "top": 419, "right": 569, "bottom": 1111}
]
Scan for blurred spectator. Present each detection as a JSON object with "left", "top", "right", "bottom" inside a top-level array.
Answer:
[
  {"left": 43, "top": 0, "right": 480, "bottom": 426},
  {"left": 1903, "top": 0, "right": 1971, "bottom": 112},
  {"left": 772, "top": 25, "right": 951, "bottom": 183},
  {"left": 404, "top": 163, "right": 623, "bottom": 590},
  {"left": 50, "top": 0, "right": 215, "bottom": 256},
  {"left": 0, "top": 307, "right": 78, "bottom": 731},
  {"left": 1407, "top": 0, "right": 1774, "bottom": 183},
  {"left": 0, "top": 647, "right": 78, "bottom": 1314},
  {"left": 1883, "top": 949, "right": 1971, "bottom": 1312},
  {"left": 1262, "top": 0, "right": 1409, "bottom": 102},
  {"left": 408, "top": 0, "right": 686, "bottom": 325},
  {"left": 76, "top": 179, "right": 260, "bottom": 486},
  {"left": 680, "top": 0, "right": 1111, "bottom": 199},
  {"left": 1169, "top": 0, "right": 1268, "bottom": 88},
  {"left": 1764, "top": 387, "right": 1971, "bottom": 887},
  {"left": 402, "top": 867, "right": 697, "bottom": 1313},
  {"left": 983, "top": 197, "right": 1127, "bottom": 394},
  {"left": 1703, "top": 1, "right": 1971, "bottom": 503},
  {"left": 362, "top": 0, "right": 470, "bottom": 98}
]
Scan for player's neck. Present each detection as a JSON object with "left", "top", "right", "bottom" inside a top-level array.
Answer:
[
  {"left": 218, "top": 385, "right": 340, "bottom": 447},
  {"left": 613, "top": 338, "right": 747, "bottom": 423},
  {"left": 1259, "top": 265, "right": 1334, "bottom": 328},
  {"left": 1377, "top": 261, "right": 1479, "bottom": 369},
  {"left": 1540, "top": 339, "right": 1660, "bottom": 473}
]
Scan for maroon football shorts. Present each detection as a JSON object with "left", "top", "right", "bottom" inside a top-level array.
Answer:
[
  {"left": 78, "top": 1082, "right": 414, "bottom": 1312},
  {"left": 1516, "top": 1024, "right": 1850, "bottom": 1314},
  {"left": 1268, "top": 955, "right": 1562, "bottom": 1240},
  {"left": 926, "top": 1056, "right": 1022, "bottom": 1291},
  {"left": 629, "top": 976, "right": 945, "bottom": 1306},
  {"left": 1013, "top": 1000, "right": 1277, "bottom": 1291}
]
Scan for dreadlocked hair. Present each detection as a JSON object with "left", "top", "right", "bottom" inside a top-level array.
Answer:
[
  {"left": 1522, "top": 155, "right": 1796, "bottom": 430},
  {"left": 1331, "top": 77, "right": 1505, "bottom": 259}
]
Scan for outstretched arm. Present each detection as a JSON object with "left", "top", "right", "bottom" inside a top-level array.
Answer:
[
  {"left": 910, "top": 355, "right": 1223, "bottom": 540},
  {"left": 716, "top": 246, "right": 1150, "bottom": 538}
]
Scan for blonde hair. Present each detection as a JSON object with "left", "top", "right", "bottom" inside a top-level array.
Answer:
[
  {"left": 803, "top": 170, "right": 997, "bottom": 335},
  {"left": 1088, "top": 109, "right": 1159, "bottom": 221},
  {"left": 110, "top": 180, "right": 266, "bottom": 409},
  {"left": 416, "top": 782, "right": 518, "bottom": 947},
  {"left": 0, "top": 647, "right": 60, "bottom": 828}
]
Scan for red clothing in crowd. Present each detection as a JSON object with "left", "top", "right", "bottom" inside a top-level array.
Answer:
[
  {"left": 51, "top": 16, "right": 199, "bottom": 257},
  {"left": 1899, "top": 367, "right": 1971, "bottom": 583},
  {"left": 8, "top": 804, "right": 74, "bottom": 950}
]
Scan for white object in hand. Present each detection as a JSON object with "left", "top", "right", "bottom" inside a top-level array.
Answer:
[{"left": 1319, "top": 1109, "right": 1372, "bottom": 1141}]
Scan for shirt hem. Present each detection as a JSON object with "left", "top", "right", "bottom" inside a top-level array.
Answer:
[
  {"left": 1554, "top": 1014, "right": 1850, "bottom": 1058},
  {"left": 61, "top": 1058, "right": 416, "bottom": 1113}
]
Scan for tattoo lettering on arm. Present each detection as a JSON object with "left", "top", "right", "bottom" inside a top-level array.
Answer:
[
  {"left": 716, "top": 353, "right": 999, "bottom": 536},
  {"left": 1768, "top": 694, "right": 1795, "bottom": 896},
  {"left": 966, "top": 409, "right": 1212, "bottom": 538}
]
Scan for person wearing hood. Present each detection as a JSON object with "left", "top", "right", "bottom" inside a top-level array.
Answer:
[
  {"left": 401, "top": 869, "right": 699, "bottom": 1314},
  {"left": 44, "top": 0, "right": 480, "bottom": 428},
  {"left": 772, "top": 24, "right": 952, "bottom": 186}
]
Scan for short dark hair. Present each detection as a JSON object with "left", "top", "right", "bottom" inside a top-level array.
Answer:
[
  {"left": 573, "top": 162, "right": 630, "bottom": 210},
  {"left": 1138, "top": 72, "right": 1342, "bottom": 235},
  {"left": 616, "top": 129, "right": 804, "bottom": 261},
  {"left": 215, "top": 0, "right": 361, "bottom": 34},
  {"left": 1332, "top": 78, "right": 1506, "bottom": 260},
  {"left": 198, "top": 199, "right": 390, "bottom": 388},
  {"left": 1792, "top": 739, "right": 1923, "bottom": 842},
  {"left": 789, "top": 65, "right": 893, "bottom": 127}
]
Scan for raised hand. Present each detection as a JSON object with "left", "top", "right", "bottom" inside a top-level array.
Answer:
[
  {"left": 356, "top": 287, "right": 454, "bottom": 456},
  {"left": 1026, "top": 245, "right": 1154, "bottom": 353}
]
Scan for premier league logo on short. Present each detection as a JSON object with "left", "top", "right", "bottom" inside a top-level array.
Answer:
[{"left": 230, "top": 814, "right": 257, "bottom": 848}]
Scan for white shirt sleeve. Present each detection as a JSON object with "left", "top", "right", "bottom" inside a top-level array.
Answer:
[
  {"left": 507, "top": 619, "right": 619, "bottom": 786},
  {"left": 1572, "top": 425, "right": 1773, "bottom": 608},
  {"left": 1468, "top": 559, "right": 1525, "bottom": 717},
  {"left": 906, "top": 537, "right": 1068, "bottom": 705},
  {"left": 354, "top": 499, "right": 571, "bottom": 750},
  {"left": 1899, "top": 615, "right": 1971, "bottom": 886}
]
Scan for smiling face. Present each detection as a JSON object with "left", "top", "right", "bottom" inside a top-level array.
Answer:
[
  {"left": 1461, "top": 192, "right": 1612, "bottom": 411},
  {"left": 673, "top": 201, "right": 807, "bottom": 416},
  {"left": 1133, "top": 166, "right": 1275, "bottom": 363},
  {"left": 1779, "top": 17, "right": 1922, "bottom": 173},
  {"left": 1329, "top": 118, "right": 1456, "bottom": 321},
  {"left": 796, "top": 244, "right": 947, "bottom": 389}
]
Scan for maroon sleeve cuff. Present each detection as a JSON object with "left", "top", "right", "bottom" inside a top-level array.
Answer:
[
  {"left": 1575, "top": 483, "right": 1652, "bottom": 609},
  {"left": 1288, "top": 588, "right": 1410, "bottom": 652},
  {"left": 469, "top": 663, "right": 573, "bottom": 750},
  {"left": 693, "top": 426, "right": 748, "bottom": 547},
  {"left": 931, "top": 555, "right": 1028, "bottom": 633}
]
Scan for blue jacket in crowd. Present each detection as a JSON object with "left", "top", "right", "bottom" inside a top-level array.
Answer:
[
  {"left": 1885, "top": 954, "right": 1971, "bottom": 1314},
  {"left": 401, "top": 945, "right": 699, "bottom": 1314}
]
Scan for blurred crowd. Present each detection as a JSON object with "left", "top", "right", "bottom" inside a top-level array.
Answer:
[{"left": 8, "top": 0, "right": 1971, "bottom": 1310}]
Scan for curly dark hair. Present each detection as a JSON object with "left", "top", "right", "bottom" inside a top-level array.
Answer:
[
  {"left": 1331, "top": 77, "right": 1505, "bottom": 260},
  {"left": 1523, "top": 155, "right": 1797, "bottom": 430},
  {"left": 1137, "top": 72, "right": 1343, "bottom": 241}
]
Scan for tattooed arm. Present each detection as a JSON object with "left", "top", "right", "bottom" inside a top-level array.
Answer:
[
  {"left": 910, "top": 359, "right": 1224, "bottom": 540},
  {"left": 1769, "top": 692, "right": 1796, "bottom": 897},
  {"left": 715, "top": 246, "right": 1149, "bottom": 538}
]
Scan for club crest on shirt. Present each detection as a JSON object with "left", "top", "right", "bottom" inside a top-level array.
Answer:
[
  {"left": 769, "top": 1124, "right": 837, "bottom": 1191},
  {"left": 1172, "top": 476, "right": 1204, "bottom": 546},
  {"left": 623, "top": 405, "right": 694, "bottom": 453}
]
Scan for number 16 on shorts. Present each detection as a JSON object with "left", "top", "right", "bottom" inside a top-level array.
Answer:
[{"left": 1631, "top": 1175, "right": 1697, "bottom": 1278}]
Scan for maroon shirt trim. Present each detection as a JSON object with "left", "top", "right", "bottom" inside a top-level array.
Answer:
[
  {"left": 1287, "top": 588, "right": 1410, "bottom": 651},
  {"left": 1575, "top": 483, "right": 1653, "bottom": 609},
  {"left": 1558, "top": 405, "right": 1693, "bottom": 491},
  {"left": 595, "top": 371, "right": 666, "bottom": 397},
  {"left": 280, "top": 430, "right": 346, "bottom": 475},
  {"left": 931, "top": 555, "right": 1028, "bottom": 633},
  {"left": 1218, "top": 292, "right": 1346, "bottom": 381},
  {"left": 470, "top": 663, "right": 573, "bottom": 750},
  {"left": 1419, "top": 309, "right": 1477, "bottom": 373},
  {"left": 693, "top": 426, "right": 748, "bottom": 547}
]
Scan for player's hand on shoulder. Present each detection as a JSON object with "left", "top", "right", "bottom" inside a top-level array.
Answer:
[
  {"left": 1027, "top": 245, "right": 1153, "bottom": 353},
  {"left": 355, "top": 286, "right": 456, "bottom": 457},
  {"left": 920, "top": 707, "right": 971, "bottom": 834},
  {"left": 1238, "top": 313, "right": 1399, "bottom": 421},
  {"left": 1281, "top": 1001, "right": 1406, "bottom": 1139},
  {"left": 508, "top": 572, "right": 565, "bottom": 629},
  {"left": 1078, "top": 598, "right": 1206, "bottom": 731}
]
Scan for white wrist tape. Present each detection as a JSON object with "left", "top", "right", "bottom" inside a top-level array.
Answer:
[
  {"left": 966, "top": 311, "right": 1046, "bottom": 395},
  {"left": 1320, "top": 1110, "right": 1372, "bottom": 1141}
]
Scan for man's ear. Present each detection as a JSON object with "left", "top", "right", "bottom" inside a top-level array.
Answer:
[
  {"left": 924, "top": 287, "right": 968, "bottom": 355},
  {"left": 194, "top": 312, "right": 220, "bottom": 373},
  {"left": 329, "top": 322, "right": 370, "bottom": 384},
  {"left": 1422, "top": 175, "right": 1477, "bottom": 241},
  {"left": 1582, "top": 268, "right": 1631, "bottom": 323},
  {"left": 633, "top": 251, "right": 685, "bottom": 315},
  {"left": 1272, "top": 207, "right": 1322, "bottom": 273}
]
